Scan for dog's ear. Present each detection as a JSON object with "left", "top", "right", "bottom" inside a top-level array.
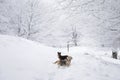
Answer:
[{"left": 57, "top": 52, "right": 61, "bottom": 53}]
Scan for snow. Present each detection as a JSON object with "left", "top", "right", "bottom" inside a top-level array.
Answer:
[{"left": 0, "top": 35, "right": 120, "bottom": 80}]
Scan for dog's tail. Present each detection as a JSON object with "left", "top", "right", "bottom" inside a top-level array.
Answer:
[{"left": 67, "top": 56, "right": 72, "bottom": 61}]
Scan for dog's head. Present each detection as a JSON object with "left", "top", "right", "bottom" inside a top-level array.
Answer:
[{"left": 57, "top": 52, "right": 61, "bottom": 56}]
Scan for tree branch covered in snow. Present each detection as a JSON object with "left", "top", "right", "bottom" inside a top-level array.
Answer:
[{"left": 0, "top": 0, "right": 120, "bottom": 47}]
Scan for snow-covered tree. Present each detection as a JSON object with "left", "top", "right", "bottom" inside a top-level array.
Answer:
[
  {"left": 71, "top": 27, "right": 79, "bottom": 46},
  {"left": 21, "top": 0, "right": 42, "bottom": 39}
]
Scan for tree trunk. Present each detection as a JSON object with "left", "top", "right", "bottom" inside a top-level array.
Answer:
[{"left": 112, "top": 51, "right": 117, "bottom": 59}]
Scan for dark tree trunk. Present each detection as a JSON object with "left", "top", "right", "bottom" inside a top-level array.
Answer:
[
  {"left": 112, "top": 51, "right": 117, "bottom": 59},
  {"left": 67, "top": 41, "right": 69, "bottom": 53}
]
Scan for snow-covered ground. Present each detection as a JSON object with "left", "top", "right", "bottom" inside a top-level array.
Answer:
[{"left": 0, "top": 35, "right": 120, "bottom": 80}]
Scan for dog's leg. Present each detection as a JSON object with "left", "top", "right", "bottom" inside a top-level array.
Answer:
[{"left": 53, "top": 60, "right": 61, "bottom": 68}]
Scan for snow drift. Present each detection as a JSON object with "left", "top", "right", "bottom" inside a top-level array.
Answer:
[
  {"left": 0, "top": 35, "right": 120, "bottom": 80},
  {"left": 0, "top": 35, "right": 57, "bottom": 80}
]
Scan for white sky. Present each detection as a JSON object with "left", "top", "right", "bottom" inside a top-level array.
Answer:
[{"left": 41, "top": 0, "right": 55, "bottom": 4}]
